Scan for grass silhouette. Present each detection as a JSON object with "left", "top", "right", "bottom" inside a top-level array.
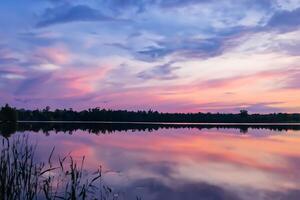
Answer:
[{"left": 0, "top": 136, "right": 116, "bottom": 200}]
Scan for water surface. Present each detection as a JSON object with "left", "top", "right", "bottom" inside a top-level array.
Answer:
[{"left": 1, "top": 123, "right": 300, "bottom": 200}]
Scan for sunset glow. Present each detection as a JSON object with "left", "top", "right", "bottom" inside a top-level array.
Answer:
[{"left": 1, "top": 0, "right": 300, "bottom": 112}]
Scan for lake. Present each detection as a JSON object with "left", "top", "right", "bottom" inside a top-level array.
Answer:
[{"left": 1, "top": 122, "right": 300, "bottom": 200}]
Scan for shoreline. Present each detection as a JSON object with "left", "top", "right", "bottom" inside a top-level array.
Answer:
[{"left": 16, "top": 121, "right": 300, "bottom": 126}]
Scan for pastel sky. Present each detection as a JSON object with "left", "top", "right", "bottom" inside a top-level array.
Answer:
[{"left": 1, "top": 0, "right": 300, "bottom": 113}]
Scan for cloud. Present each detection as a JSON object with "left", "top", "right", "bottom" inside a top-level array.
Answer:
[
  {"left": 126, "top": 178, "right": 241, "bottom": 200},
  {"left": 0, "top": 74, "right": 24, "bottom": 80},
  {"left": 276, "top": 0, "right": 300, "bottom": 11},
  {"left": 0, "top": 46, "right": 19, "bottom": 65},
  {"left": 245, "top": 102, "right": 284, "bottom": 113},
  {"left": 267, "top": 7, "right": 300, "bottom": 31},
  {"left": 31, "top": 64, "right": 61, "bottom": 71},
  {"left": 36, "top": 4, "right": 114, "bottom": 27},
  {"left": 137, "top": 62, "right": 180, "bottom": 80},
  {"left": 102, "top": 0, "right": 272, "bottom": 13},
  {"left": 268, "top": 189, "right": 300, "bottom": 200},
  {"left": 135, "top": 37, "right": 224, "bottom": 61},
  {"left": 100, "top": 0, "right": 207, "bottom": 13},
  {"left": 136, "top": 46, "right": 173, "bottom": 62},
  {"left": 0, "top": 70, "right": 25, "bottom": 80},
  {"left": 191, "top": 69, "right": 284, "bottom": 90},
  {"left": 100, "top": 0, "right": 149, "bottom": 14},
  {"left": 0, "top": 57, "right": 19, "bottom": 65},
  {"left": 18, "top": 31, "right": 60, "bottom": 46},
  {"left": 180, "top": 101, "right": 284, "bottom": 113},
  {"left": 157, "top": 0, "right": 213, "bottom": 7},
  {"left": 32, "top": 45, "right": 70, "bottom": 65},
  {"left": 15, "top": 73, "right": 52, "bottom": 95},
  {"left": 282, "top": 70, "right": 300, "bottom": 89},
  {"left": 15, "top": 45, "right": 70, "bottom": 72}
]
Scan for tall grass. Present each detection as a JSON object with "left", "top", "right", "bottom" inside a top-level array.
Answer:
[{"left": 0, "top": 136, "right": 115, "bottom": 200}]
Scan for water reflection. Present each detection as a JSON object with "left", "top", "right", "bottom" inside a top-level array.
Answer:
[
  {"left": 1, "top": 122, "right": 300, "bottom": 137},
  {"left": 1, "top": 123, "right": 300, "bottom": 200}
]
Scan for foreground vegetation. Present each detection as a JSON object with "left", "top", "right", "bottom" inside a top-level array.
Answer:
[
  {"left": 1, "top": 104, "right": 300, "bottom": 123},
  {"left": 0, "top": 136, "right": 116, "bottom": 200}
]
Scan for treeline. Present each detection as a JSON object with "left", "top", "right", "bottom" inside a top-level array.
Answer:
[
  {"left": 1, "top": 104, "right": 300, "bottom": 123},
  {"left": 0, "top": 104, "right": 18, "bottom": 122}
]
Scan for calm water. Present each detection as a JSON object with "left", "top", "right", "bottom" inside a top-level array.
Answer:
[{"left": 1, "top": 123, "right": 300, "bottom": 200}]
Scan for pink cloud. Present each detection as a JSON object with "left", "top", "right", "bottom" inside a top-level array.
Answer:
[
  {"left": 33, "top": 45, "right": 71, "bottom": 65},
  {"left": 3, "top": 54, "right": 300, "bottom": 113}
]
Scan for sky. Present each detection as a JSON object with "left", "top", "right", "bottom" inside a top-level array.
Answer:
[{"left": 1, "top": 0, "right": 300, "bottom": 113}]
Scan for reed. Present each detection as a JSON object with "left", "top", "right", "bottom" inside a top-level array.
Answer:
[{"left": 0, "top": 135, "right": 115, "bottom": 200}]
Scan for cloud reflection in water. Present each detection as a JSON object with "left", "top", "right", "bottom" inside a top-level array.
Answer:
[{"left": 1, "top": 124, "right": 300, "bottom": 200}]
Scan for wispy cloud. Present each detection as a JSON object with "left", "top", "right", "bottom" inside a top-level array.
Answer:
[
  {"left": 137, "top": 62, "right": 180, "bottom": 80},
  {"left": 267, "top": 7, "right": 300, "bottom": 31},
  {"left": 36, "top": 4, "right": 114, "bottom": 28}
]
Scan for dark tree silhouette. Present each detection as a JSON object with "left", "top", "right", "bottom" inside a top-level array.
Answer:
[
  {"left": 1, "top": 104, "right": 300, "bottom": 123},
  {"left": 240, "top": 110, "right": 248, "bottom": 118},
  {"left": 0, "top": 104, "right": 18, "bottom": 122}
]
